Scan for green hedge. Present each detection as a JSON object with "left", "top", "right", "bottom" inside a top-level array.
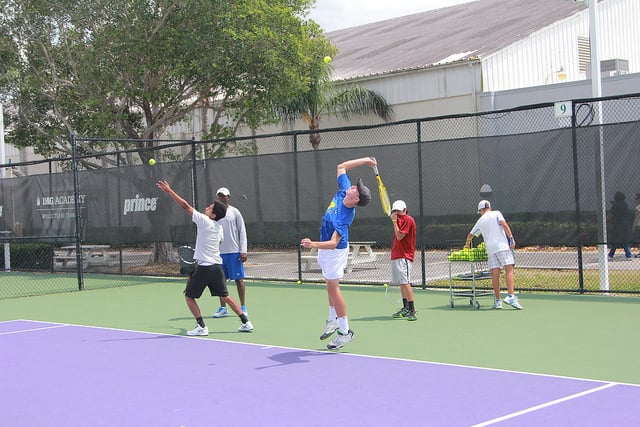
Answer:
[{"left": 0, "top": 243, "right": 53, "bottom": 270}]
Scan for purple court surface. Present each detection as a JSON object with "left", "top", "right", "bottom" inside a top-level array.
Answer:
[{"left": 1, "top": 319, "right": 637, "bottom": 426}]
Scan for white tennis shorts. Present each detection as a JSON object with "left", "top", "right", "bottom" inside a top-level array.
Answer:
[
  {"left": 317, "top": 247, "right": 349, "bottom": 280},
  {"left": 488, "top": 250, "right": 514, "bottom": 269},
  {"left": 391, "top": 258, "right": 413, "bottom": 285}
]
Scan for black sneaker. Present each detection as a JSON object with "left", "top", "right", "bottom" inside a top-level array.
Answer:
[
  {"left": 392, "top": 308, "right": 409, "bottom": 318},
  {"left": 406, "top": 310, "right": 417, "bottom": 321}
]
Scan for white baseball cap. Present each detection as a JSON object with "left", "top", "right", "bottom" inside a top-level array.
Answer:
[
  {"left": 391, "top": 200, "right": 407, "bottom": 211},
  {"left": 216, "top": 187, "right": 230, "bottom": 196},
  {"left": 477, "top": 200, "right": 491, "bottom": 212}
]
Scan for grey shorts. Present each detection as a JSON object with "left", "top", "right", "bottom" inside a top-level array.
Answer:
[
  {"left": 391, "top": 258, "right": 413, "bottom": 285},
  {"left": 488, "top": 250, "right": 514, "bottom": 269}
]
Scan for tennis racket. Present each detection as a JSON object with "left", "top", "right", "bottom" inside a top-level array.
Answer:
[
  {"left": 373, "top": 165, "right": 391, "bottom": 216},
  {"left": 178, "top": 245, "right": 196, "bottom": 275},
  {"left": 384, "top": 283, "right": 402, "bottom": 305}
]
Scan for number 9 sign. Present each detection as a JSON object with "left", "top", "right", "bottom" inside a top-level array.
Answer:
[{"left": 554, "top": 101, "right": 572, "bottom": 118}]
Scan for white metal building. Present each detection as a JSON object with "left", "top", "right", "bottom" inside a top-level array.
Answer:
[{"left": 4, "top": 0, "right": 640, "bottom": 168}]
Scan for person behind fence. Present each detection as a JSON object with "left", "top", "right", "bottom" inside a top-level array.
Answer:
[
  {"left": 300, "top": 156, "right": 374, "bottom": 350},
  {"left": 633, "top": 193, "right": 640, "bottom": 258},
  {"left": 211, "top": 187, "right": 249, "bottom": 318},
  {"left": 389, "top": 200, "right": 418, "bottom": 321},
  {"left": 465, "top": 200, "right": 522, "bottom": 310},
  {"left": 155, "top": 180, "right": 254, "bottom": 336},
  {"left": 607, "top": 191, "right": 633, "bottom": 260}
]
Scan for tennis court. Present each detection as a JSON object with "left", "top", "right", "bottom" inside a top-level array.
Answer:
[{"left": 1, "top": 280, "right": 639, "bottom": 426}]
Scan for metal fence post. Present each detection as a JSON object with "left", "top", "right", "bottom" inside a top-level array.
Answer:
[
  {"left": 571, "top": 103, "right": 585, "bottom": 293},
  {"left": 71, "top": 134, "right": 84, "bottom": 291}
]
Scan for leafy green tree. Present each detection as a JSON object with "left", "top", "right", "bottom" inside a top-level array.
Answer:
[
  {"left": 0, "top": 0, "right": 329, "bottom": 264},
  {"left": 273, "top": 54, "right": 394, "bottom": 149},
  {"left": 0, "top": 0, "right": 326, "bottom": 166}
]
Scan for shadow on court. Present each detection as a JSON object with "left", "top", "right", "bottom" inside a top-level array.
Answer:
[{"left": 255, "top": 350, "right": 336, "bottom": 370}]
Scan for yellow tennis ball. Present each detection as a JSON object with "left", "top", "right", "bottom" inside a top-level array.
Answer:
[
  {"left": 323, "top": 56, "right": 332, "bottom": 64},
  {"left": 148, "top": 159, "right": 156, "bottom": 166},
  {"left": 383, "top": 283, "right": 388, "bottom": 288},
  {"left": 296, "top": 280, "right": 302, "bottom": 284}
]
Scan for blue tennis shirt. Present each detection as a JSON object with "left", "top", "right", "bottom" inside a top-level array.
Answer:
[{"left": 319, "top": 173, "right": 356, "bottom": 250}]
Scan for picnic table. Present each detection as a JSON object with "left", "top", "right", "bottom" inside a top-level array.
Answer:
[
  {"left": 55, "top": 245, "right": 117, "bottom": 268},
  {"left": 301, "top": 241, "right": 378, "bottom": 274}
]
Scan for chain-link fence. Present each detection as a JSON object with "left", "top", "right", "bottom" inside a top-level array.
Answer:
[{"left": 2, "top": 93, "right": 640, "bottom": 299}]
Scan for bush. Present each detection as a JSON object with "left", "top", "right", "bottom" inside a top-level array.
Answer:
[{"left": 0, "top": 243, "right": 53, "bottom": 270}]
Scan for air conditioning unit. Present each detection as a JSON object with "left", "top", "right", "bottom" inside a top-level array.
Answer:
[{"left": 586, "top": 59, "right": 629, "bottom": 78}]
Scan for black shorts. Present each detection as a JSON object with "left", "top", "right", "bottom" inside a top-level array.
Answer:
[{"left": 184, "top": 264, "right": 228, "bottom": 299}]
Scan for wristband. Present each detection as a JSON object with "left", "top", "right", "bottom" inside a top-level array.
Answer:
[{"left": 508, "top": 236, "right": 514, "bottom": 245}]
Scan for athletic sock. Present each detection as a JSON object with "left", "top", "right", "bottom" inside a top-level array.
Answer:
[
  {"left": 196, "top": 317, "right": 205, "bottom": 328},
  {"left": 329, "top": 306, "right": 337, "bottom": 322},
  {"left": 408, "top": 301, "right": 415, "bottom": 311},
  {"left": 402, "top": 298, "right": 408, "bottom": 309},
  {"left": 337, "top": 316, "right": 349, "bottom": 334},
  {"left": 240, "top": 314, "right": 249, "bottom": 324}
]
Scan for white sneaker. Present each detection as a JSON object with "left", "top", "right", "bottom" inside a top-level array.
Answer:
[
  {"left": 504, "top": 295, "right": 523, "bottom": 310},
  {"left": 493, "top": 300, "right": 503, "bottom": 309},
  {"left": 212, "top": 307, "right": 228, "bottom": 318},
  {"left": 238, "top": 321, "right": 254, "bottom": 332},
  {"left": 327, "top": 329, "right": 355, "bottom": 350},
  {"left": 320, "top": 319, "right": 339, "bottom": 340},
  {"left": 187, "top": 325, "right": 208, "bottom": 336}
]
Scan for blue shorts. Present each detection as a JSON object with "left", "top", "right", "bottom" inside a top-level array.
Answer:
[{"left": 221, "top": 253, "right": 245, "bottom": 281}]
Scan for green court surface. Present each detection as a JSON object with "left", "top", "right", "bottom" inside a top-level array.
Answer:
[{"left": 1, "top": 278, "right": 639, "bottom": 385}]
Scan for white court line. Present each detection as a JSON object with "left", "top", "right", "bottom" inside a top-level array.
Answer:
[
  {"left": 0, "top": 324, "right": 70, "bottom": 336},
  {"left": 471, "top": 382, "right": 618, "bottom": 427},
  {"left": 9, "top": 319, "right": 640, "bottom": 389}
]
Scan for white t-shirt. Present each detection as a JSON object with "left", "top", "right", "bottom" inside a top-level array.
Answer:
[
  {"left": 191, "top": 210, "right": 224, "bottom": 265},
  {"left": 218, "top": 205, "right": 247, "bottom": 254},
  {"left": 470, "top": 210, "right": 510, "bottom": 255}
]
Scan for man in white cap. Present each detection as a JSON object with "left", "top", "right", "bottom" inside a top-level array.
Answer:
[
  {"left": 212, "top": 186, "right": 249, "bottom": 318},
  {"left": 465, "top": 200, "right": 522, "bottom": 309},
  {"left": 389, "top": 200, "right": 418, "bottom": 320}
]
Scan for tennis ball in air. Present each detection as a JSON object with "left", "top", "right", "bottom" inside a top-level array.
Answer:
[
  {"left": 296, "top": 280, "right": 302, "bottom": 284},
  {"left": 323, "top": 56, "right": 332, "bottom": 64},
  {"left": 148, "top": 159, "right": 156, "bottom": 166},
  {"left": 383, "top": 283, "right": 388, "bottom": 288}
]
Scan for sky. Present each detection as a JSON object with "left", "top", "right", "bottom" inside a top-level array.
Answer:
[{"left": 308, "top": 0, "right": 477, "bottom": 32}]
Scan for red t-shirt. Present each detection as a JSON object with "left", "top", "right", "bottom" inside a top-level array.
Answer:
[{"left": 391, "top": 214, "right": 416, "bottom": 261}]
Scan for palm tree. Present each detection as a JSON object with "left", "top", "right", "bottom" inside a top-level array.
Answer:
[{"left": 274, "top": 62, "right": 394, "bottom": 149}]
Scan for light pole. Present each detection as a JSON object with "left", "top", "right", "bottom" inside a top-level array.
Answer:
[
  {"left": 586, "top": 0, "right": 609, "bottom": 291},
  {"left": 567, "top": 0, "right": 607, "bottom": 290},
  {"left": 0, "top": 104, "right": 5, "bottom": 179}
]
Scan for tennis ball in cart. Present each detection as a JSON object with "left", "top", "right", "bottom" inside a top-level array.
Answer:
[
  {"left": 323, "top": 56, "right": 332, "bottom": 64},
  {"left": 148, "top": 159, "right": 156, "bottom": 166}
]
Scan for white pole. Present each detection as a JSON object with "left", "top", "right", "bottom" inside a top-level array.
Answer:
[
  {"left": 0, "top": 105, "right": 9, "bottom": 270},
  {"left": 0, "top": 103, "right": 5, "bottom": 179},
  {"left": 588, "top": 0, "right": 609, "bottom": 291}
]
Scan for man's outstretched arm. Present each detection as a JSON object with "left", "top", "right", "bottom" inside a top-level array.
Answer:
[
  {"left": 156, "top": 181, "right": 194, "bottom": 216},
  {"left": 337, "top": 157, "right": 377, "bottom": 177}
]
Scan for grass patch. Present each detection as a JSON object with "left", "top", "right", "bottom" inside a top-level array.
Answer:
[{"left": 430, "top": 268, "right": 640, "bottom": 294}]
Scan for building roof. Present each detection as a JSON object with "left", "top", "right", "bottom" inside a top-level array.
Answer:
[{"left": 326, "top": 0, "right": 588, "bottom": 81}]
